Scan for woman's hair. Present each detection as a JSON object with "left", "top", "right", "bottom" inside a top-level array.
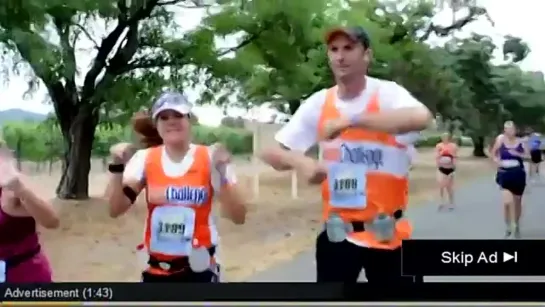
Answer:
[
  {"left": 130, "top": 110, "right": 199, "bottom": 149},
  {"left": 131, "top": 111, "right": 163, "bottom": 148}
]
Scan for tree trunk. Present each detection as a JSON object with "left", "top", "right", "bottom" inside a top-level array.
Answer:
[
  {"left": 472, "top": 136, "right": 486, "bottom": 157},
  {"left": 287, "top": 100, "right": 301, "bottom": 115},
  {"left": 55, "top": 110, "right": 98, "bottom": 199}
]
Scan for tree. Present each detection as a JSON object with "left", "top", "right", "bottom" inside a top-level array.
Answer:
[
  {"left": 200, "top": 0, "right": 492, "bottom": 115},
  {"left": 201, "top": 0, "right": 545, "bottom": 159},
  {"left": 446, "top": 33, "right": 537, "bottom": 156},
  {"left": 0, "top": 0, "right": 250, "bottom": 199},
  {"left": 2, "top": 0, "right": 544, "bottom": 199}
]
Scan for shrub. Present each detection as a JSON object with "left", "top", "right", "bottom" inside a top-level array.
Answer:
[{"left": 192, "top": 125, "right": 252, "bottom": 155}]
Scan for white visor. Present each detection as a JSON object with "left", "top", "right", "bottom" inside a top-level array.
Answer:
[{"left": 151, "top": 91, "right": 193, "bottom": 120}]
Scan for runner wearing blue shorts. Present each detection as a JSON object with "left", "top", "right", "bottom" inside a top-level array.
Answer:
[
  {"left": 491, "top": 121, "right": 528, "bottom": 238},
  {"left": 527, "top": 130, "right": 542, "bottom": 183}
]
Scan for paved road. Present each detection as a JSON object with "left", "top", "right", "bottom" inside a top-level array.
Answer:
[{"left": 247, "top": 177, "right": 545, "bottom": 282}]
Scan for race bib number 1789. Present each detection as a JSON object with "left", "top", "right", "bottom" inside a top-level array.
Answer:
[{"left": 149, "top": 206, "right": 196, "bottom": 256}]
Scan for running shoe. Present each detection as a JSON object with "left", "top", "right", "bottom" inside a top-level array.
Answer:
[{"left": 513, "top": 226, "right": 521, "bottom": 239}]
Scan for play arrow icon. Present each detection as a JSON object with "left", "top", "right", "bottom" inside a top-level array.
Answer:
[{"left": 503, "top": 252, "right": 514, "bottom": 262}]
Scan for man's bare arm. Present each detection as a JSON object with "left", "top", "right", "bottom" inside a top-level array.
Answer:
[{"left": 260, "top": 143, "right": 315, "bottom": 172}]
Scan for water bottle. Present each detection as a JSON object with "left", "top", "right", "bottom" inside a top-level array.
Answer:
[
  {"left": 325, "top": 214, "right": 347, "bottom": 243},
  {"left": 0, "top": 260, "right": 6, "bottom": 283},
  {"left": 189, "top": 247, "right": 211, "bottom": 273},
  {"left": 373, "top": 213, "right": 395, "bottom": 242}
]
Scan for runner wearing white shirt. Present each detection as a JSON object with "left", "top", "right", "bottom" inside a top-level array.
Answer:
[
  {"left": 260, "top": 25, "right": 432, "bottom": 283},
  {"left": 407, "top": 145, "right": 417, "bottom": 170}
]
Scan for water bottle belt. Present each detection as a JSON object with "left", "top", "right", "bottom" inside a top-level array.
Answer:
[
  {"left": 148, "top": 246, "right": 216, "bottom": 272},
  {"left": 2, "top": 245, "right": 41, "bottom": 268},
  {"left": 349, "top": 210, "right": 404, "bottom": 232}
]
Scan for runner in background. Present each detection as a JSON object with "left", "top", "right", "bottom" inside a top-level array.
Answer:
[
  {"left": 435, "top": 133, "right": 457, "bottom": 211},
  {"left": 491, "top": 121, "right": 527, "bottom": 239},
  {"left": 260, "top": 26, "right": 432, "bottom": 282},
  {"left": 527, "top": 130, "right": 542, "bottom": 183},
  {"left": 105, "top": 91, "right": 247, "bottom": 282},
  {"left": 0, "top": 142, "right": 58, "bottom": 282}
]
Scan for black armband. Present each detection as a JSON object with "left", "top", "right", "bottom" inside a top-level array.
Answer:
[
  {"left": 122, "top": 186, "right": 138, "bottom": 204},
  {"left": 279, "top": 143, "right": 291, "bottom": 150},
  {"left": 108, "top": 164, "right": 125, "bottom": 173}
]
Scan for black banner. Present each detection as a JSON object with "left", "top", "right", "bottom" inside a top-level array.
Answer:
[
  {"left": 401, "top": 239, "right": 545, "bottom": 276},
  {"left": 1, "top": 283, "right": 545, "bottom": 302}
]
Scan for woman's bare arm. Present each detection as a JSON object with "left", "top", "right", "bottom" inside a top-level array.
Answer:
[
  {"left": 218, "top": 181, "right": 247, "bottom": 225},
  {"left": 210, "top": 144, "right": 247, "bottom": 224},
  {"left": 107, "top": 174, "right": 144, "bottom": 218},
  {"left": 7, "top": 178, "right": 59, "bottom": 229},
  {"left": 490, "top": 136, "right": 502, "bottom": 164},
  {"left": 106, "top": 144, "right": 145, "bottom": 218}
]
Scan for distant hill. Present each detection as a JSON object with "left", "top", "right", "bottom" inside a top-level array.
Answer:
[{"left": 0, "top": 109, "right": 48, "bottom": 125}]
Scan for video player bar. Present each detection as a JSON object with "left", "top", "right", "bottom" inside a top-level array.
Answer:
[{"left": 401, "top": 239, "right": 544, "bottom": 276}]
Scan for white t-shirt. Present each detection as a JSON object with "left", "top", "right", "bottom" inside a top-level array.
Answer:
[
  {"left": 407, "top": 145, "right": 417, "bottom": 164},
  {"left": 275, "top": 77, "right": 425, "bottom": 152},
  {"left": 123, "top": 144, "right": 237, "bottom": 196}
]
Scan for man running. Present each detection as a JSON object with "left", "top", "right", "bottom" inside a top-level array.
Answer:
[
  {"left": 527, "top": 130, "right": 542, "bottom": 182},
  {"left": 260, "top": 26, "right": 432, "bottom": 282}
]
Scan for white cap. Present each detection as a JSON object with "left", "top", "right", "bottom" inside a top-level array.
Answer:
[{"left": 151, "top": 91, "right": 193, "bottom": 120}]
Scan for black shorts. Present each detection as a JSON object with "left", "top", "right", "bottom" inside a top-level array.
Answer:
[
  {"left": 142, "top": 247, "right": 219, "bottom": 283},
  {"left": 141, "top": 268, "right": 219, "bottom": 282},
  {"left": 315, "top": 231, "right": 419, "bottom": 283},
  {"left": 438, "top": 167, "right": 455, "bottom": 176},
  {"left": 530, "top": 150, "right": 542, "bottom": 163},
  {"left": 496, "top": 170, "right": 526, "bottom": 196}
]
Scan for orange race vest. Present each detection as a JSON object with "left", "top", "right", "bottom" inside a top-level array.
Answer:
[
  {"left": 318, "top": 87, "right": 412, "bottom": 250},
  {"left": 142, "top": 145, "right": 218, "bottom": 275}
]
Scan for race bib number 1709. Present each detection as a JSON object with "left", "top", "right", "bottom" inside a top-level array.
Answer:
[{"left": 327, "top": 163, "right": 367, "bottom": 209}]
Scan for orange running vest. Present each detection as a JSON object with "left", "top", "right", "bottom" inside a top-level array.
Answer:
[
  {"left": 142, "top": 145, "right": 218, "bottom": 275},
  {"left": 318, "top": 87, "right": 412, "bottom": 249}
]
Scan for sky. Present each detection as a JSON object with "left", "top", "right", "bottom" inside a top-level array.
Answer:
[{"left": 0, "top": 0, "right": 542, "bottom": 126}]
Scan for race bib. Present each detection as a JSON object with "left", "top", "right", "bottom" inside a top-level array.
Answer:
[
  {"left": 501, "top": 159, "right": 520, "bottom": 168},
  {"left": 0, "top": 260, "right": 5, "bottom": 283},
  {"left": 149, "top": 206, "right": 196, "bottom": 256},
  {"left": 327, "top": 163, "right": 366, "bottom": 209},
  {"left": 438, "top": 156, "right": 452, "bottom": 164}
]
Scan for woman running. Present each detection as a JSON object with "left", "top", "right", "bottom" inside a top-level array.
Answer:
[
  {"left": 105, "top": 91, "right": 248, "bottom": 283},
  {"left": 435, "top": 133, "right": 457, "bottom": 210},
  {"left": 491, "top": 121, "right": 527, "bottom": 239},
  {"left": 0, "top": 144, "right": 59, "bottom": 282}
]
